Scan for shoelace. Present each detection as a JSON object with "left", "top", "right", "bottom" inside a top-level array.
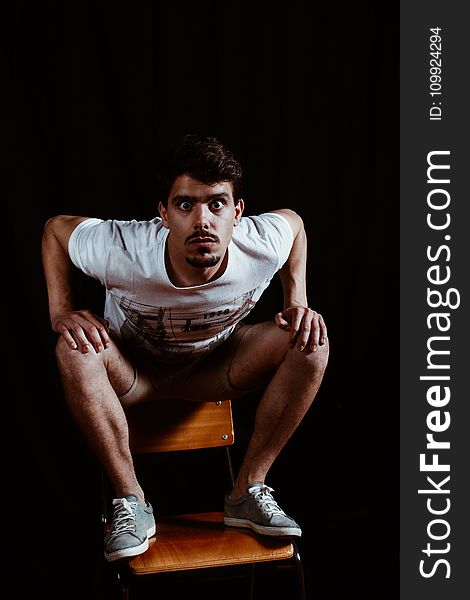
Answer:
[
  {"left": 249, "top": 485, "right": 286, "bottom": 516},
  {"left": 107, "top": 497, "right": 138, "bottom": 542}
]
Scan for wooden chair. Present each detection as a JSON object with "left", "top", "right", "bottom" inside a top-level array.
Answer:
[{"left": 103, "top": 399, "right": 305, "bottom": 599}]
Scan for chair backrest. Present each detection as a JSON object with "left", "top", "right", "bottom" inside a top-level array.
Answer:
[{"left": 125, "top": 399, "right": 234, "bottom": 454}]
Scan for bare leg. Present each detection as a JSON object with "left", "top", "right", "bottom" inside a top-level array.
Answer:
[
  {"left": 228, "top": 322, "right": 329, "bottom": 498},
  {"left": 55, "top": 336, "right": 145, "bottom": 503}
]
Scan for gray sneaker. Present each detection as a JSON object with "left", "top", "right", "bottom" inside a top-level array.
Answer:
[
  {"left": 224, "top": 483, "right": 302, "bottom": 537},
  {"left": 104, "top": 495, "right": 156, "bottom": 562}
]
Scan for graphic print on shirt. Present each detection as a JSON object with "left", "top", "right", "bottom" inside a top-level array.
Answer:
[{"left": 118, "top": 290, "right": 257, "bottom": 362}]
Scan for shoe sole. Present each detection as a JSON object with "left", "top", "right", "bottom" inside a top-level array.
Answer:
[
  {"left": 224, "top": 516, "right": 302, "bottom": 537},
  {"left": 104, "top": 522, "right": 157, "bottom": 562}
]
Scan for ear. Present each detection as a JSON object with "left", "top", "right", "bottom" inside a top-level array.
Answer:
[
  {"left": 234, "top": 198, "right": 244, "bottom": 226},
  {"left": 158, "top": 202, "right": 170, "bottom": 229}
]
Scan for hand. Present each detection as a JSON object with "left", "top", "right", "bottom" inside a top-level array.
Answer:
[
  {"left": 275, "top": 306, "right": 328, "bottom": 352},
  {"left": 52, "top": 309, "right": 110, "bottom": 353}
]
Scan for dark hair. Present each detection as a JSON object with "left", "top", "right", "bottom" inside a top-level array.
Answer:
[{"left": 157, "top": 134, "right": 243, "bottom": 206}]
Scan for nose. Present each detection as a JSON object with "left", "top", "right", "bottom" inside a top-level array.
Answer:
[{"left": 192, "top": 203, "right": 211, "bottom": 230}]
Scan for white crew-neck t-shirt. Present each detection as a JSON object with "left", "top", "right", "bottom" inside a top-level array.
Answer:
[{"left": 68, "top": 212, "right": 293, "bottom": 364}]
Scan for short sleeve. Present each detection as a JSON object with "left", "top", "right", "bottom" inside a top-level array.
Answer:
[
  {"left": 247, "top": 212, "right": 294, "bottom": 270},
  {"left": 68, "top": 218, "right": 111, "bottom": 284}
]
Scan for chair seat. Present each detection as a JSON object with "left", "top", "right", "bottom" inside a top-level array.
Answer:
[{"left": 128, "top": 511, "right": 294, "bottom": 575}]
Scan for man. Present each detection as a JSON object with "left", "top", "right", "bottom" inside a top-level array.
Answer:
[{"left": 42, "top": 134, "right": 329, "bottom": 563}]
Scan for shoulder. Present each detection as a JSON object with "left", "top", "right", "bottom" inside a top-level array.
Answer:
[
  {"left": 235, "top": 211, "right": 295, "bottom": 242},
  {"left": 268, "top": 209, "right": 303, "bottom": 236},
  {"left": 232, "top": 213, "right": 294, "bottom": 268},
  {"left": 232, "top": 212, "right": 294, "bottom": 270},
  {"left": 70, "top": 216, "right": 165, "bottom": 250}
]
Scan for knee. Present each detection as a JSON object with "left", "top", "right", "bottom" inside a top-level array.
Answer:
[
  {"left": 55, "top": 335, "right": 80, "bottom": 372},
  {"left": 312, "top": 338, "right": 329, "bottom": 371},
  {"left": 308, "top": 338, "right": 329, "bottom": 370},
  {"left": 55, "top": 335, "right": 71, "bottom": 365},
  {"left": 54, "top": 335, "right": 100, "bottom": 371},
  {"left": 288, "top": 337, "right": 329, "bottom": 375}
]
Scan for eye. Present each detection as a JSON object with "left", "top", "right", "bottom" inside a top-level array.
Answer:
[
  {"left": 178, "top": 201, "right": 192, "bottom": 211},
  {"left": 210, "top": 199, "right": 225, "bottom": 210}
]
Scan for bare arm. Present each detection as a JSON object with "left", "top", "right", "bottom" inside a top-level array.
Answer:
[
  {"left": 271, "top": 209, "right": 328, "bottom": 352},
  {"left": 41, "top": 215, "right": 110, "bottom": 353}
]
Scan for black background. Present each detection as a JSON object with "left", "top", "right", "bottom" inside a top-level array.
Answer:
[{"left": 6, "top": 2, "right": 398, "bottom": 599}]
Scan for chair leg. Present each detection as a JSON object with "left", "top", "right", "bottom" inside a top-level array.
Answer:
[
  {"left": 291, "top": 540, "right": 306, "bottom": 600},
  {"left": 117, "top": 568, "right": 130, "bottom": 600},
  {"left": 249, "top": 563, "right": 256, "bottom": 600}
]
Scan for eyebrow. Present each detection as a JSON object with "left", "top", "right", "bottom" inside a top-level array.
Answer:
[{"left": 171, "top": 192, "right": 231, "bottom": 204}]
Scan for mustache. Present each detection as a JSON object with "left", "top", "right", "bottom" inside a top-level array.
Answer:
[{"left": 185, "top": 232, "right": 220, "bottom": 244}]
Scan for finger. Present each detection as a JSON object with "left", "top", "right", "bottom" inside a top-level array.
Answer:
[
  {"left": 89, "top": 322, "right": 111, "bottom": 351},
  {"left": 319, "top": 314, "right": 328, "bottom": 345},
  {"left": 67, "top": 324, "right": 95, "bottom": 354},
  {"left": 58, "top": 325, "right": 78, "bottom": 350},
  {"left": 81, "top": 326, "right": 107, "bottom": 353},
  {"left": 275, "top": 312, "right": 290, "bottom": 330},
  {"left": 81, "top": 312, "right": 111, "bottom": 350},
  {"left": 289, "top": 311, "right": 304, "bottom": 348},
  {"left": 79, "top": 321, "right": 112, "bottom": 353},
  {"left": 296, "top": 313, "right": 314, "bottom": 352},
  {"left": 309, "top": 313, "right": 321, "bottom": 351}
]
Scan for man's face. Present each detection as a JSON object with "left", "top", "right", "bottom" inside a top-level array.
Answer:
[{"left": 159, "top": 174, "right": 244, "bottom": 271}]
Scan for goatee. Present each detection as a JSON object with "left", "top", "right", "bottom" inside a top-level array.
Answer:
[{"left": 185, "top": 254, "right": 221, "bottom": 268}]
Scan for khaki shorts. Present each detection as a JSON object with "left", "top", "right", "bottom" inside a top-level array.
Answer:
[{"left": 119, "top": 323, "right": 263, "bottom": 404}]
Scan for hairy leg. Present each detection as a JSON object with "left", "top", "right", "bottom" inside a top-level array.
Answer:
[
  {"left": 228, "top": 321, "right": 329, "bottom": 498},
  {"left": 55, "top": 336, "right": 145, "bottom": 503}
]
